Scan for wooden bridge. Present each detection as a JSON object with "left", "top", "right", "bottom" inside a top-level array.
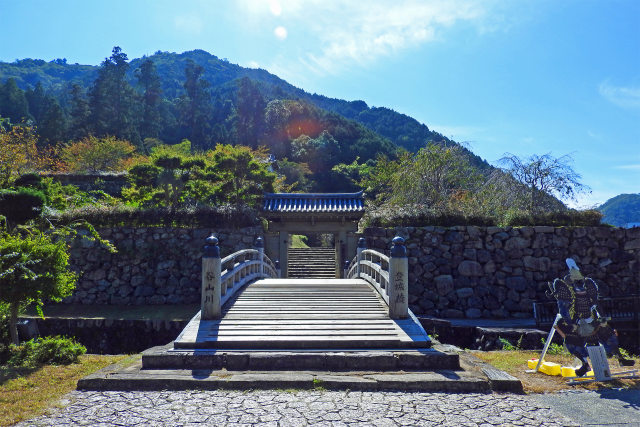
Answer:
[{"left": 173, "top": 235, "right": 431, "bottom": 352}]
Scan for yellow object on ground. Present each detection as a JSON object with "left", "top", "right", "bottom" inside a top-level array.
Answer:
[
  {"left": 528, "top": 358, "right": 540, "bottom": 369},
  {"left": 540, "top": 361, "right": 562, "bottom": 376},
  {"left": 574, "top": 370, "right": 595, "bottom": 380},
  {"left": 561, "top": 366, "right": 576, "bottom": 377}
]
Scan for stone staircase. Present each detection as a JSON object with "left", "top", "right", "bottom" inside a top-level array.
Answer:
[{"left": 288, "top": 247, "right": 336, "bottom": 278}]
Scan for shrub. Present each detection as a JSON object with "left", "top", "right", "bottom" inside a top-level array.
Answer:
[
  {"left": 501, "top": 209, "right": 602, "bottom": 227},
  {"left": 50, "top": 204, "right": 260, "bottom": 228},
  {"left": 8, "top": 336, "right": 86, "bottom": 366},
  {"left": 0, "top": 187, "right": 46, "bottom": 227},
  {"left": 361, "top": 205, "right": 496, "bottom": 228}
]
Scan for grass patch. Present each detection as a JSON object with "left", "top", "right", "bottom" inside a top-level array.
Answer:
[
  {"left": 290, "top": 234, "right": 309, "bottom": 248},
  {"left": 0, "top": 354, "right": 132, "bottom": 426},
  {"left": 473, "top": 350, "right": 640, "bottom": 394},
  {"left": 23, "top": 304, "right": 199, "bottom": 321}
]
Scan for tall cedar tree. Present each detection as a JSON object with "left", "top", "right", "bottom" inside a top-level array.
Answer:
[
  {"left": 67, "top": 84, "right": 91, "bottom": 140},
  {"left": 88, "top": 47, "right": 140, "bottom": 145},
  {"left": 234, "top": 77, "right": 265, "bottom": 148},
  {"left": 180, "top": 59, "right": 212, "bottom": 150},
  {"left": 135, "top": 59, "right": 163, "bottom": 143}
]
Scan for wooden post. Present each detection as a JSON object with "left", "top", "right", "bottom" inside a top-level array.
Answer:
[
  {"left": 202, "top": 235, "right": 221, "bottom": 320},
  {"left": 256, "top": 237, "right": 264, "bottom": 278},
  {"left": 389, "top": 236, "right": 408, "bottom": 319},
  {"left": 356, "top": 237, "right": 366, "bottom": 278}
]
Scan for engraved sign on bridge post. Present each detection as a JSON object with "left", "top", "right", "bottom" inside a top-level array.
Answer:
[
  {"left": 202, "top": 235, "right": 222, "bottom": 319},
  {"left": 388, "top": 236, "right": 409, "bottom": 319}
]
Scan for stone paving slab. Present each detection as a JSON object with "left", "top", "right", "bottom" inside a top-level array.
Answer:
[
  {"left": 16, "top": 389, "right": 580, "bottom": 426},
  {"left": 531, "top": 389, "right": 640, "bottom": 426}
]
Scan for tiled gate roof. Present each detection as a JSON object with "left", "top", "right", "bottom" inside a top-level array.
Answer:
[{"left": 263, "top": 192, "right": 365, "bottom": 213}]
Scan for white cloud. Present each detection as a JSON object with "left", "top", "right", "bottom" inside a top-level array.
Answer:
[
  {"left": 268, "top": 0, "right": 282, "bottom": 16},
  {"left": 599, "top": 81, "right": 640, "bottom": 110},
  {"left": 174, "top": 14, "right": 203, "bottom": 35},
  {"left": 239, "top": 0, "right": 497, "bottom": 75},
  {"left": 274, "top": 26, "right": 287, "bottom": 40},
  {"left": 614, "top": 164, "right": 640, "bottom": 170}
]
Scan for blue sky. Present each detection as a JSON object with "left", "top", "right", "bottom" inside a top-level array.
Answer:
[{"left": 1, "top": 0, "right": 638, "bottom": 207}]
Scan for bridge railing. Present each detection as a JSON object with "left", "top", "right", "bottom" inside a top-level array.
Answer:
[
  {"left": 201, "top": 235, "right": 277, "bottom": 320},
  {"left": 347, "top": 236, "right": 409, "bottom": 319}
]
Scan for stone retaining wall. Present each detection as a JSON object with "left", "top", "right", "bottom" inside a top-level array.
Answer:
[
  {"left": 66, "top": 226, "right": 263, "bottom": 305},
  {"left": 363, "top": 226, "right": 640, "bottom": 319}
]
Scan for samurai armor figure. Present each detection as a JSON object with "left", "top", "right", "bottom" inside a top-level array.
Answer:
[{"left": 549, "top": 258, "right": 635, "bottom": 377}]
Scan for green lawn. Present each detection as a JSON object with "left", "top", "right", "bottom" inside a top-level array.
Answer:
[{"left": 0, "top": 354, "right": 139, "bottom": 426}]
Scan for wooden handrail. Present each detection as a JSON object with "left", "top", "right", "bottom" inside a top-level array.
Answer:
[
  {"left": 201, "top": 236, "right": 278, "bottom": 319},
  {"left": 347, "top": 236, "right": 409, "bottom": 319}
]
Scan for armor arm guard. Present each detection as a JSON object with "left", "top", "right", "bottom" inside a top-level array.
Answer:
[{"left": 557, "top": 299, "right": 575, "bottom": 325}]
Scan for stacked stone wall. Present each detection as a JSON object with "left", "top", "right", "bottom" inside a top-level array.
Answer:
[
  {"left": 363, "top": 226, "right": 640, "bottom": 318},
  {"left": 66, "top": 226, "right": 263, "bottom": 305}
]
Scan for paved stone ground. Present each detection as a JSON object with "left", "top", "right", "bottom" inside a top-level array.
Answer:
[{"left": 17, "top": 390, "right": 580, "bottom": 426}]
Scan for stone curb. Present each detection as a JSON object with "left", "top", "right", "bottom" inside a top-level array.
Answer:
[{"left": 78, "top": 362, "right": 492, "bottom": 393}]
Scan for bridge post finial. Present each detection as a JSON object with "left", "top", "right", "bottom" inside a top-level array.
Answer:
[
  {"left": 389, "top": 236, "right": 408, "bottom": 319},
  {"left": 356, "top": 238, "right": 366, "bottom": 278},
  {"left": 343, "top": 259, "right": 350, "bottom": 278},
  {"left": 255, "top": 237, "right": 265, "bottom": 278},
  {"left": 274, "top": 260, "right": 281, "bottom": 278},
  {"left": 202, "top": 234, "right": 222, "bottom": 319}
]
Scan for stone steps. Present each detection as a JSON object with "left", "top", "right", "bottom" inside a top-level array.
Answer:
[
  {"left": 288, "top": 247, "right": 336, "bottom": 278},
  {"left": 142, "top": 344, "right": 459, "bottom": 371}
]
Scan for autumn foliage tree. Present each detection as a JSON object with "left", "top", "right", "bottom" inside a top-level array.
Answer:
[
  {"left": 0, "top": 126, "right": 45, "bottom": 188},
  {"left": 60, "top": 135, "right": 136, "bottom": 173}
]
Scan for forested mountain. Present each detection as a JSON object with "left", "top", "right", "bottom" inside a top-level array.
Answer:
[
  {"left": 598, "top": 194, "right": 640, "bottom": 227},
  {"left": 0, "top": 49, "right": 488, "bottom": 168}
]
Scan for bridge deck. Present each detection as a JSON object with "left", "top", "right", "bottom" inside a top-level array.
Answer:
[{"left": 174, "top": 279, "right": 430, "bottom": 349}]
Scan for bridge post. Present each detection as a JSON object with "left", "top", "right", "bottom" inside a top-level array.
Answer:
[
  {"left": 202, "top": 235, "right": 222, "bottom": 320},
  {"left": 274, "top": 260, "right": 281, "bottom": 278},
  {"left": 389, "top": 236, "right": 409, "bottom": 319},
  {"left": 356, "top": 237, "right": 366, "bottom": 278},
  {"left": 256, "top": 237, "right": 264, "bottom": 278}
]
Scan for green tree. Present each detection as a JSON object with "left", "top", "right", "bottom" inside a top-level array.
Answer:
[
  {"left": 25, "top": 82, "right": 48, "bottom": 124},
  {"left": 179, "top": 60, "right": 212, "bottom": 150},
  {"left": 390, "top": 143, "right": 480, "bottom": 208},
  {"left": 206, "top": 144, "right": 276, "bottom": 207},
  {"left": 136, "top": 59, "right": 163, "bottom": 143},
  {"left": 0, "top": 79, "right": 31, "bottom": 124},
  {"left": 0, "top": 232, "right": 77, "bottom": 345},
  {"left": 499, "top": 152, "right": 588, "bottom": 212},
  {"left": 67, "top": 84, "right": 91, "bottom": 140},
  {"left": 88, "top": 47, "right": 140, "bottom": 144},
  {"left": 60, "top": 135, "right": 136, "bottom": 173},
  {"left": 291, "top": 130, "right": 340, "bottom": 174},
  {"left": 234, "top": 77, "right": 265, "bottom": 148},
  {"left": 37, "top": 98, "right": 67, "bottom": 145}
]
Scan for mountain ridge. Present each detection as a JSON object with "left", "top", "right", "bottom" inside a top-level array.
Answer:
[{"left": 0, "top": 49, "right": 489, "bottom": 169}]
